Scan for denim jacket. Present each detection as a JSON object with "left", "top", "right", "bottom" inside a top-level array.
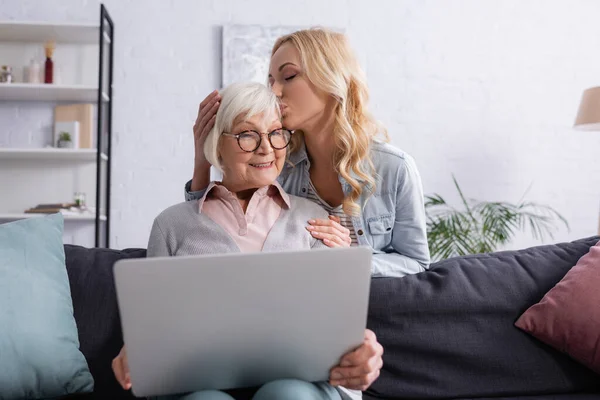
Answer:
[{"left": 185, "top": 140, "right": 431, "bottom": 277}]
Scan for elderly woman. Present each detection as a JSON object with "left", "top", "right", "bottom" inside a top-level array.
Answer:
[
  {"left": 145, "top": 82, "right": 332, "bottom": 257},
  {"left": 112, "top": 82, "right": 380, "bottom": 400}
]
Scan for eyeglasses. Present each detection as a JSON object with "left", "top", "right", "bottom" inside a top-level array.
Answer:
[{"left": 221, "top": 129, "right": 293, "bottom": 152}]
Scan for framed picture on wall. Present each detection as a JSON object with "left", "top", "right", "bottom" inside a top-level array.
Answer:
[
  {"left": 222, "top": 25, "right": 305, "bottom": 87},
  {"left": 221, "top": 25, "right": 343, "bottom": 87}
]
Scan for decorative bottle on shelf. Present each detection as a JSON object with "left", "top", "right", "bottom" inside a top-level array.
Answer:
[
  {"left": 27, "top": 59, "right": 41, "bottom": 83},
  {"left": 44, "top": 41, "right": 55, "bottom": 84}
]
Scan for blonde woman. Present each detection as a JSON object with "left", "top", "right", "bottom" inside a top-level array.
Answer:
[{"left": 186, "top": 28, "right": 429, "bottom": 397}]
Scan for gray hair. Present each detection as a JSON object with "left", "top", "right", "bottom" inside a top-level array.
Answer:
[{"left": 204, "top": 82, "right": 281, "bottom": 172}]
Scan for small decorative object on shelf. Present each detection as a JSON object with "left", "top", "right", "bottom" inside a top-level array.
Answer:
[
  {"left": 54, "top": 120, "right": 80, "bottom": 148},
  {"left": 44, "top": 40, "right": 55, "bottom": 84},
  {"left": 26, "top": 58, "right": 41, "bottom": 83},
  {"left": 0, "top": 65, "right": 13, "bottom": 83},
  {"left": 74, "top": 192, "right": 87, "bottom": 209},
  {"left": 25, "top": 202, "right": 76, "bottom": 214},
  {"left": 55, "top": 105, "right": 92, "bottom": 148},
  {"left": 57, "top": 132, "right": 73, "bottom": 148},
  {"left": 23, "top": 198, "right": 94, "bottom": 218}
]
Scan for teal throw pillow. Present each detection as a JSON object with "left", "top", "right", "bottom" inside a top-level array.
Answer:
[{"left": 0, "top": 213, "right": 94, "bottom": 399}]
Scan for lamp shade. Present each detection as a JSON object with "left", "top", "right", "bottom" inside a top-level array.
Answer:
[{"left": 574, "top": 86, "right": 600, "bottom": 131}]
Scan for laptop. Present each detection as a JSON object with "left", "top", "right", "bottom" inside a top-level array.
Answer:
[{"left": 113, "top": 246, "right": 372, "bottom": 397}]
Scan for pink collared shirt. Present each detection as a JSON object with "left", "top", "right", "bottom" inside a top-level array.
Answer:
[{"left": 198, "top": 181, "right": 291, "bottom": 252}]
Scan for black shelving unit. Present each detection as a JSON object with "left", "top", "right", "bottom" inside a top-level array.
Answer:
[
  {"left": 0, "top": 4, "right": 115, "bottom": 249},
  {"left": 96, "top": 4, "right": 114, "bottom": 248}
]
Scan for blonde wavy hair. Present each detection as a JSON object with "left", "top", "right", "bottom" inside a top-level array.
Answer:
[{"left": 272, "top": 28, "right": 389, "bottom": 216}]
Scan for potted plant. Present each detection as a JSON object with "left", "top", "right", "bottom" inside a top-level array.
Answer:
[
  {"left": 425, "top": 176, "right": 570, "bottom": 261},
  {"left": 57, "top": 132, "right": 73, "bottom": 148}
]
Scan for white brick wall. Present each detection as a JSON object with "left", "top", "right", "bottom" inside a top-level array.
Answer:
[{"left": 2, "top": 0, "right": 600, "bottom": 251}]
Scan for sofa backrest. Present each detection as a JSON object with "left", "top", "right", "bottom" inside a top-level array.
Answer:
[
  {"left": 65, "top": 244, "right": 146, "bottom": 398},
  {"left": 64, "top": 237, "right": 600, "bottom": 399},
  {"left": 366, "top": 236, "right": 600, "bottom": 399}
]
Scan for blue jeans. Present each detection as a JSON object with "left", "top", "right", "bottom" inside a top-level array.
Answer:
[{"left": 155, "top": 379, "right": 341, "bottom": 400}]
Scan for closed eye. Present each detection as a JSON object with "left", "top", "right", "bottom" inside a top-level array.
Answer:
[{"left": 285, "top": 74, "right": 297, "bottom": 81}]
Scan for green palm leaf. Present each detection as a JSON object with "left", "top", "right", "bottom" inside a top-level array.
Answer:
[{"left": 425, "top": 178, "right": 569, "bottom": 262}]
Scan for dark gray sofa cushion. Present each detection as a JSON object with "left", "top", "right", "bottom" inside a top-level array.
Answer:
[
  {"left": 65, "top": 244, "right": 147, "bottom": 399},
  {"left": 365, "top": 236, "right": 600, "bottom": 399},
  {"left": 458, "top": 395, "right": 600, "bottom": 400},
  {"left": 363, "top": 395, "right": 600, "bottom": 400}
]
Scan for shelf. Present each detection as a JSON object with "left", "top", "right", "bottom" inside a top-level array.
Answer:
[
  {"left": 0, "top": 21, "right": 101, "bottom": 44},
  {"left": 0, "top": 8, "right": 113, "bottom": 247},
  {"left": 0, "top": 148, "right": 108, "bottom": 161},
  {"left": 0, "top": 84, "right": 109, "bottom": 102},
  {"left": 0, "top": 213, "right": 106, "bottom": 222}
]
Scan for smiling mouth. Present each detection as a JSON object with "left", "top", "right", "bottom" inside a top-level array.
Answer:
[{"left": 250, "top": 161, "right": 274, "bottom": 169}]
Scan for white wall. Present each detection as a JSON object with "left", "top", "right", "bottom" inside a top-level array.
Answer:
[{"left": 2, "top": 0, "right": 600, "bottom": 251}]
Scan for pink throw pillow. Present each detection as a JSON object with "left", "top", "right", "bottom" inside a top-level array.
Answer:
[{"left": 515, "top": 240, "right": 600, "bottom": 374}]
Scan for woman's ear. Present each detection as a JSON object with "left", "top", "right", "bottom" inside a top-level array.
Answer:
[{"left": 216, "top": 142, "right": 224, "bottom": 169}]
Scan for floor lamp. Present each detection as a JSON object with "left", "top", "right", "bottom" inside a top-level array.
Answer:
[{"left": 574, "top": 86, "right": 600, "bottom": 235}]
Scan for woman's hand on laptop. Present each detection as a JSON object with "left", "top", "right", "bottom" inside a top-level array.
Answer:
[
  {"left": 112, "top": 345, "right": 132, "bottom": 390},
  {"left": 329, "top": 329, "right": 384, "bottom": 391},
  {"left": 307, "top": 216, "right": 352, "bottom": 247}
]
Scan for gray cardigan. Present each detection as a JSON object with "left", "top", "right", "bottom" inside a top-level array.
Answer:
[
  {"left": 147, "top": 194, "right": 329, "bottom": 257},
  {"left": 147, "top": 194, "right": 360, "bottom": 400}
]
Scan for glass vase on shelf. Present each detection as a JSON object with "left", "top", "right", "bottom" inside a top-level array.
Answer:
[{"left": 27, "top": 59, "right": 41, "bottom": 84}]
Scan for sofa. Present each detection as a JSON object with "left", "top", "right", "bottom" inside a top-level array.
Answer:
[{"left": 63, "top": 236, "right": 600, "bottom": 400}]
